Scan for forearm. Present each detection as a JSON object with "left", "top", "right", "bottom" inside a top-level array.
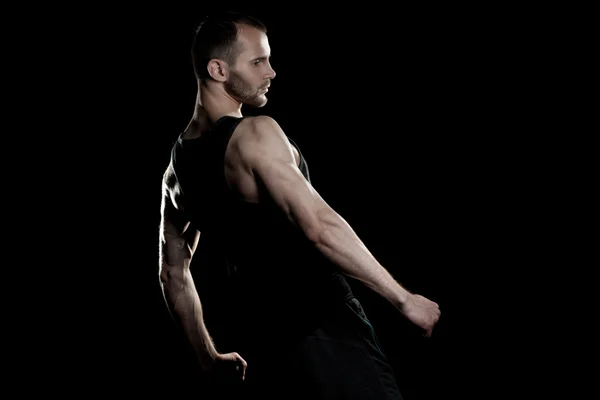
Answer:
[
  {"left": 312, "top": 209, "right": 410, "bottom": 308},
  {"left": 160, "top": 266, "right": 217, "bottom": 370}
]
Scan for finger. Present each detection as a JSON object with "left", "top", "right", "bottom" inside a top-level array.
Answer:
[
  {"left": 234, "top": 363, "right": 246, "bottom": 381},
  {"left": 423, "top": 326, "right": 433, "bottom": 337}
]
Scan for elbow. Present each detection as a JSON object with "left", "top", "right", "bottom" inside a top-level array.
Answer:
[
  {"left": 159, "top": 264, "right": 187, "bottom": 287},
  {"left": 159, "top": 266, "right": 170, "bottom": 286}
]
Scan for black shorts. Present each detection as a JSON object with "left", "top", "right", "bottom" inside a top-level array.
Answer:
[{"left": 208, "top": 296, "right": 404, "bottom": 399}]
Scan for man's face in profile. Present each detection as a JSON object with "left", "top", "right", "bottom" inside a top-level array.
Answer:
[{"left": 225, "top": 24, "right": 275, "bottom": 108}]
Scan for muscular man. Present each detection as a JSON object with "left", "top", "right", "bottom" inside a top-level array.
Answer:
[{"left": 158, "top": 10, "right": 440, "bottom": 399}]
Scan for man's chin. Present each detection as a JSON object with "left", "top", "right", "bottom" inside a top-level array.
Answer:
[{"left": 244, "top": 97, "right": 268, "bottom": 108}]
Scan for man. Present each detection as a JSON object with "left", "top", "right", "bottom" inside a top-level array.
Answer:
[{"left": 158, "top": 10, "right": 440, "bottom": 399}]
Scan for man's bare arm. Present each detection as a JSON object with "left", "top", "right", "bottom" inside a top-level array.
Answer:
[
  {"left": 238, "top": 116, "right": 440, "bottom": 335},
  {"left": 158, "top": 180, "right": 218, "bottom": 370}
]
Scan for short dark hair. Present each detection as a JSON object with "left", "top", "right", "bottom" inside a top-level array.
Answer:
[{"left": 191, "top": 11, "right": 267, "bottom": 80}]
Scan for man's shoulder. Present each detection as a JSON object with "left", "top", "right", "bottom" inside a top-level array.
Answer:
[
  {"left": 234, "top": 115, "right": 286, "bottom": 148},
  {"left": 238, "top": 115, "right": 281, "bottom": 135}
]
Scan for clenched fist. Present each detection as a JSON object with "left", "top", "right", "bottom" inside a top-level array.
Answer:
[
  {"left": 399, "top": 293, "right": 441, "bottom": 337},
  {"left": 205, "top": 351, "right": 248, "bottom": 383}
]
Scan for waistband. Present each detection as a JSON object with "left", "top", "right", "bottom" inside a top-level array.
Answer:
[{"left": 328, "top": 272, "right": 355, "bottom": 303}]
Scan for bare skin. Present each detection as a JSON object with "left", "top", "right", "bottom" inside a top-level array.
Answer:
[{"left": 159, "top": 23, "right": 440, "bottom": 384}]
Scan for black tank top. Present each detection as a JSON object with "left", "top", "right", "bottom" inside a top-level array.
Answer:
[{"left": 170, "top": 116, "right": 354, "bottom": 345}]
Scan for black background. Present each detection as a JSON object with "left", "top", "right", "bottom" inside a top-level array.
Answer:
[{"left": 24, "top": 3, "right": 561, "bottom": 399}]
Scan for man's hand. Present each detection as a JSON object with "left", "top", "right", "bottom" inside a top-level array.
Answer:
[
  {"left": 205, "top": 351, "right": 248, "bottom": 383},
  {"left": 398, "top": 293, "right": 441, "bottom": 337}
]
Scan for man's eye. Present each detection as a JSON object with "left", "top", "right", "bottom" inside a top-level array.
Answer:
[{"left": 254, "top": 60, "right": 261, "bottom": 65}]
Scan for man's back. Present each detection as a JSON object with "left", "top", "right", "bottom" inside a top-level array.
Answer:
[{"left": 167, "top": 115, "right": 355, "bottom": 349}]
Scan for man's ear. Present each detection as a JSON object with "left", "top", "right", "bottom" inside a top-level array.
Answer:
[{"left": 207, "top": 59, "right": 229, "bottom": 82}]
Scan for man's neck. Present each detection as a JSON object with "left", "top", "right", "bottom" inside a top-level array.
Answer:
[
  {"left": 201, "top": 80, "right": 243, "bottom": 123},
  {"left": 182, "top": 82, "right": 243, "bottom": 139}
]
